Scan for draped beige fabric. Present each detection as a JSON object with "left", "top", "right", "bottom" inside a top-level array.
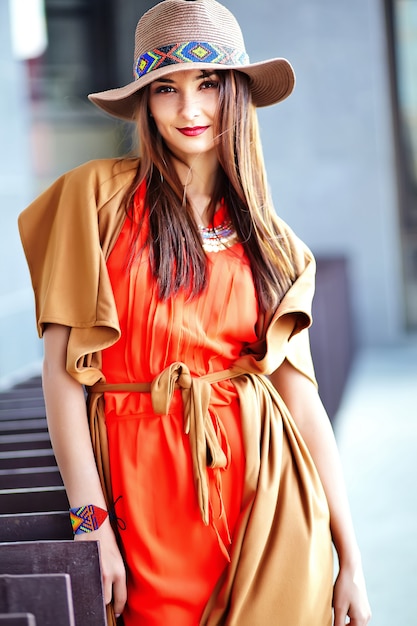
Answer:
[
  {"left": 19, "top": 159, "right": 333, "bottom": 625},
  {"left": 203, "top": 372, "right": 333, "bottom": 625},
  {"left": 18, "top": 158, "right": 138, "bottom": 383}
]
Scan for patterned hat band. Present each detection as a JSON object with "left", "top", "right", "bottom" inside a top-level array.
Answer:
[
  {"left": 134, "top": 41, "right": 250, "bottom": 80},
  {"left": 88, "top": 0, "right": 296, "bottom": 120}
]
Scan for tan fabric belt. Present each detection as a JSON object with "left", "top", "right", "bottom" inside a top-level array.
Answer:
[
  {"left": 89, "top": 363, "right": 243, "bottom": 394},
  {"left": 88, "top": 362, "right": 246, "bottom": 532}
]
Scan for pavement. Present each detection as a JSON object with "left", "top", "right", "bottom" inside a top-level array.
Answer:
[{"left": 333, "top": 339, "right": 417, "bottom": 625}]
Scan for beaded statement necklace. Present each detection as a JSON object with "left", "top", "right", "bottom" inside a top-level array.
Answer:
[{"left": 198, "top": 219, "right": 239, "bottom": 252}]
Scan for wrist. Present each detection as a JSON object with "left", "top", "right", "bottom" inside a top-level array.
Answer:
[
  {"left": 335, "top": 544, "right": 363, "bottom": 571},
  {"left": 69, "top": 504, "right": 109, "bottom": 535},
  {"left": 73, "top": 516, "right": 115, "bottom": 542}
]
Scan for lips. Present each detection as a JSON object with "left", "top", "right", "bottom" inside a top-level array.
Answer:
[{"left": 177, "top": 126, "right": 209, "bottom": 137}]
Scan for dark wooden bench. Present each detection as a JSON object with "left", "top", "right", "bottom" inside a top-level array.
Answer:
[
  {"left": 0, "top": 380, "right": 109, "bottom": 626},
  {"left": 0, "top": 449, "right": 56, "bottom": 470},
  {"left": 0, "top": 385, "right": 44, "bottom": 403},
  {"left": 0, "top": 407, "right": 49, "bottom": 421},
  {"left": 10, "top": 378, "right": 43, "bottom": 390},
  {"left": 0, "top": 487, "right": 68, "bottom": 515},
  {"left": 0, "top": 614, "right": 37, "bottom": 625},
  {"left": 0, "top": 574, "right": 75, "bottom": 626},
  {"left": 0, "top": 396, "right": 45, "bottom": 410},
  {"left": 0, "top": 541, "right": 106, "bottom": 626},
  {"left": 0, "top": 433, "right": 52, "bottom": 453},
  {"left": 0, "top": 512, "right": 72, "bottom": 543},
  {"left": 0, "top": 467, "right": 62, "bottom": 490},
  {"left": 311, "top": 256, "right": 355, "bottom": 421},
  {"left": 0, "top": 420, "right": 47, "bottom": 435},
  {"left": 0, "top": 377, "right": 68, "bottom": 532},
  {"left": 0, "top": 378, "right": 46, "bottom": 425}
]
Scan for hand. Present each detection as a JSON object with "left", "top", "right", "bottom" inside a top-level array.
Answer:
[
  {"left": 75, "top": 519, "right": 127, "bottom": 617},
  {"left": 332, "top": 560, "right": 371, "bottom": 625}
]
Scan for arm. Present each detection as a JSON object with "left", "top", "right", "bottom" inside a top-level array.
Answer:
[
  {"left": 42, "top": 324, "right": 127, "bottom": 617},
  {"left": 270, "top": 359, "right": 371, "bottom": 626}
]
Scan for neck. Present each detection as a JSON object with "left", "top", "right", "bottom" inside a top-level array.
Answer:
[{"left": 172, "top": 152, "right": 220, "bottom": 226}]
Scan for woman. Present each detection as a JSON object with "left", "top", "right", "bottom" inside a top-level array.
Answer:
[{"left": 18, "top": 0, "right": 371, "bottom": 624}]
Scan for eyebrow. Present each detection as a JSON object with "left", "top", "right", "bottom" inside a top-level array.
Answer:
[{"left": 153, "top": 72, "right": 217, "bottom": 85}]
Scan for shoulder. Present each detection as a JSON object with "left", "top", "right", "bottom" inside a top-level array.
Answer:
[
  {"left": 19, "top": 158, "right": 140, "bottom": 246},
  {"left": 274, "top": 214, "right": 316, "bottom": 274},
  {"left": 19, "top": 158, "right": 140, "bottom": 223},
  {"left": 57, "top": 157, "right": 140, "bottom": 196},
  {"left": 66, "top": 157, "right": 139, "bottom": 179}
]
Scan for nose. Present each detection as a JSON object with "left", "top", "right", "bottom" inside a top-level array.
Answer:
[{"left": 178, "top": 91, "right": 201, "bottom": 121}]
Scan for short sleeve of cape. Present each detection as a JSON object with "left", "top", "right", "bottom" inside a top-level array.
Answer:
[
  {"left": 232, "top": 217, "right": 318, "bottom": 387},
  {"left": 18, "top": 158, "right": 140, "bottom": 385},
  {"left": 18, "top": 158, "right": 317, "bottom": 387}
]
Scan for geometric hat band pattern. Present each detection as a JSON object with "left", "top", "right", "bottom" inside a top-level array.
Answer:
[{"left": 134, "top": 41, "right": 250, "bottom": 79}]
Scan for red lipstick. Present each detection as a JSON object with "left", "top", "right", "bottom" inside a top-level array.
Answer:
[{"left": 177, "top": 126, "right": 209, "bottom": 136}]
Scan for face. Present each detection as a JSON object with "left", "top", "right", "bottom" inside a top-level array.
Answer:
[{"left": 147, "top": 69, "right": 220, "bottom": 164}]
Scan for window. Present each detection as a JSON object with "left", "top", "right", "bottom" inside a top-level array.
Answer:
[{"left": 28, "top": 0, "right": 115, "bottom": 106}]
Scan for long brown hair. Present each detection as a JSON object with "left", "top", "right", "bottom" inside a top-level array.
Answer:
[{"left": 123, "top": 70, "right": 298, "bottom": 311}]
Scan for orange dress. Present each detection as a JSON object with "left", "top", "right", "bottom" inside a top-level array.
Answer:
[{"left": 101, "top": 187, "right": 259, "bottom": 625}]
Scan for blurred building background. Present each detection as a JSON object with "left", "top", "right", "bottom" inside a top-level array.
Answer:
[
  {"left": 1, "top": 0, "right": 416, "bottom": 622},
  {"left": 3, "top": 0, "right": 417, "bottom": 381}
]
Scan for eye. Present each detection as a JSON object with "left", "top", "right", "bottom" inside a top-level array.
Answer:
[
  {"left": 200, "top": 79, "right": 219, "bottom": 90},
  {"left": 152, "top": 85, "right": 176, "bottom": 94}
]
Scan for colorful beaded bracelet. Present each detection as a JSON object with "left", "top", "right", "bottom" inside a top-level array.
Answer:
[{"left": 69, "top": 504, "right": 109, "bottom": 535}]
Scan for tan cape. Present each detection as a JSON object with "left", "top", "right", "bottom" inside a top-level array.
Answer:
[{"left": 18, "top": 158, "right": 333, "bottom": 626}]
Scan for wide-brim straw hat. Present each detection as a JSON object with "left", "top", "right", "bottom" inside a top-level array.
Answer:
[{"left": 88, "top": 0, "right": 295, "bottom": 121}]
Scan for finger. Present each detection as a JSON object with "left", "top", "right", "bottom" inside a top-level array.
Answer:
[
  {"left": 102, "top": 574, "right": 114, "bottom": 606},
  {"left": 112, "top": 574, "right": 128, "bottom": 617},
  {"left": 346, "top": 614, "right": 371, "bottom": 626},
  {"left": 333, "top": 606, "right": 349, "bottom": 626}
]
